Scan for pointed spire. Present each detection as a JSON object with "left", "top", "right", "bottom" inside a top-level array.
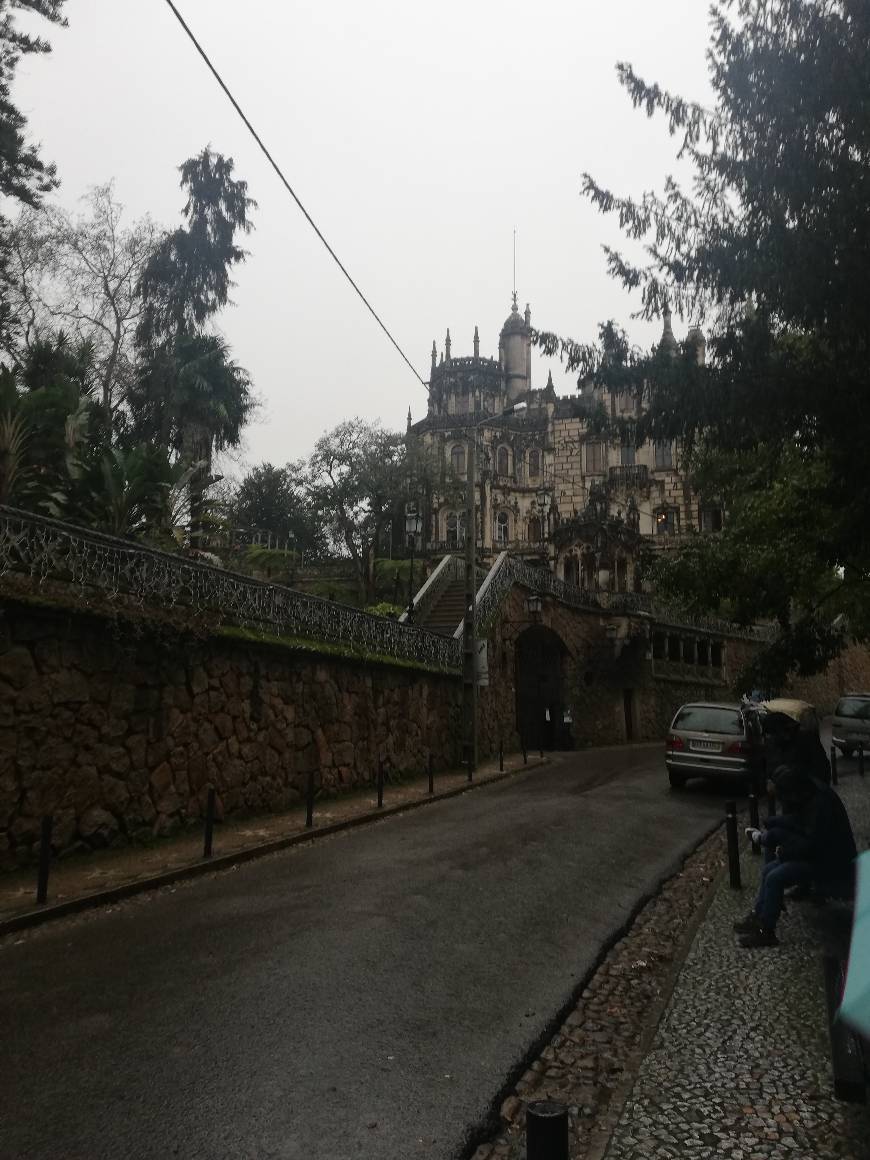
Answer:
[
  {"left": 406, "top": 406, "right": 412, "bottom": 432},
  {"left": 524, "top": 302, "right": 531, "bottom": 327},
  {"left": 473, "top": 325, "right": 480, "bottom": 359},
  {"left": 511, "top": 290, "right": 519, "bottom": 313},
  {"left": 660, "top": 301, "right": 677, "bottom": 353},
  {"left": 431, "top": 340, "right": 437, "bottom": 374},
  {"left": 547, "top": 369, "right": 554, "bottom": 388},
  {"left": 445, "top": 328, "right": 451, "bottom": 361}
]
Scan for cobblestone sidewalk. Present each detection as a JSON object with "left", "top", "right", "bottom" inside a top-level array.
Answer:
[{"left": 603, "top": 775, "right": 870, "bottom": 1160}]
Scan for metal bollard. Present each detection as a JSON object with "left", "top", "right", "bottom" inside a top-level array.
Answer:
[
  {"left": 377, "top": 758, "right": 384, "bottom": 808},
  {"left": 748, "top": 787, "right": 760, "bottom": 855},
  {"left": 830, "top": 745, "right": 838, "bottom": 786},
  {"left": 526, "top": 1100, "right": 569, "bottom": 1160},
  {"left": 36, "top": 815, "right": 53, "bottom": 905},
  {"left": 203, "top": 786, "right": 216, "bottom": 858},
  {"left": 499, "top": 738, "right": 504, "bottom": 772},
  {"left": 306, "top": 768, "right": 315, "bottom": 828},
  {"left": 428, "top": 751, "right": 434, "bottom": 796},
  {"left": 726, "top": 800, "right": 742, "bottom": 890},
  {"left": 859, "top": 744, "right": 865, "bottom": 779}
]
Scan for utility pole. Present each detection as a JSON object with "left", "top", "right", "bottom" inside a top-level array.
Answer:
[{"left": 462, "top": 435, "right": 477, "bottom": 775}]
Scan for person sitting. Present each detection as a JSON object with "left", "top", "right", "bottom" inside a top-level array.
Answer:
[{"left": 734, "top": 765, "right": 857, "bottom": 948}]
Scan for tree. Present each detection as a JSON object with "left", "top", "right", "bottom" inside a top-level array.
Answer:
[
  {"left": 136, "top": 148, "right": 256, "bottom": 349},
  {"left": 232, "top": 461, "right": 322, "bottom": 555},
  {"left": 0, "top": 1, "right": 67, "bottom": 210},
  {"left": 535, "top": 0, "right": 870, "bottom": 688},
  {"left": 306, "top": 419, "right": 409, "bottom": 604},
  {"left": 0, "top": 189, "right": 158, "bottom": 425}
]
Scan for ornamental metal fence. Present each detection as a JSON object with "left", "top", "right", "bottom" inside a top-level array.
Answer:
[{"left": 0, "top": 507, "right": 462, "bottom": 673}]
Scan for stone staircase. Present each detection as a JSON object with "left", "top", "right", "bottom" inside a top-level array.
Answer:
[{"left": 414, "top": 577, "right": 466, "bottom": 637}]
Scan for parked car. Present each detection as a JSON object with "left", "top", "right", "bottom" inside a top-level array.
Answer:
[
  {"left": 831, "top": 693, "right": 870, "bottom": 758},
  {"left": 666, "top": 702, "right": 765, "bottom": 789}
]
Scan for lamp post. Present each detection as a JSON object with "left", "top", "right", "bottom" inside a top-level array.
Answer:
[
  {"left": 462, "top": 401, "right": 527, "bottom": 776},
  {"left": 535, "top": 484, "right": 552, "bottom": 561},
  {"left": 405, "top": 503, "right": 423, "bottom": 618}
]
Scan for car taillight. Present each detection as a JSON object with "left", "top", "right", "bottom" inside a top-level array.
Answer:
[
  {"left": 725, "top": 740, "right": 749, "bottom": 755},
  {"left": 667, "top": 735, "right": 685, "bottom": 750}
]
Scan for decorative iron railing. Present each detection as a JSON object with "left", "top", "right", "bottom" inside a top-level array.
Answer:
[{"left": 0, "top": 507, "right": 462, "bottom": 672}]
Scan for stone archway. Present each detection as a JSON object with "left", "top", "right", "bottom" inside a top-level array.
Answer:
[{"left": 515, "top": 625, "right": 568, "bottom": 751}]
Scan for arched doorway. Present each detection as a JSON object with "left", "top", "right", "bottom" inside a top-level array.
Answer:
[{"left": 515, "top": 625, "right": 568, "bottom": 751}]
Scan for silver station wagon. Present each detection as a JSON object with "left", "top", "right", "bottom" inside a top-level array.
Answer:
[
  {"left": 831, "top": 693, "right": 870, "bottom": 757},
  {"left": 666, "top": 701, "right": 764, "bottom": 789}
]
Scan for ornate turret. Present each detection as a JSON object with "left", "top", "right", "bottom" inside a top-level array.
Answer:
[
  {"left": 473, "top": 325, "right": 480, "bottom": 358},
  {"left": 500, "top": 292, "right": 532, "bottom": 401},
  {"left": 445, "top": 328, "right": 451, "bottom": 362},
  {"left": 431, "top": 340, "right": 437, "bottom": 376},
  {"left": 687, "top": 325, "right": 707, "bottom": 366},
  {"left": 406, "top": 406, "right": 412, "bottom": 433}
]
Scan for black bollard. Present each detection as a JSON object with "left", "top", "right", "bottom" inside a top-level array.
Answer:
[
  {"left": 526, "top": 1100, "right": 569, "bottom": 1160},
  {"left": 830, "top": 745, "right": 838, "bottom": 786},
  {"left": 428, "top": 751, "right": 434, "bottom": 796},
  {"left": 35, "top": 815, "right": 52, "bottom": 905},
  {"left": 726, "top": 800, "right": 742, "bottom": 890},
  {"left": 748, "top": 787, "right": 760, "bottom": 855},
  {"left": 377, "top": 758, "right": 384, "bottom": 808},
  {"left": 522, "top": 738, "right": 528, "bottom": 765},
  {"left": 203, "top": 786, "right": 216, "bottom": 858},
  {"left": 499, "top": 738, "right": 504, "bottom": 772},
  {"left": 306, "top": 768, "right": 315, "bottom": 828},
  {"left": 859, "top": 744, "right": 865, "bottom": 779}
]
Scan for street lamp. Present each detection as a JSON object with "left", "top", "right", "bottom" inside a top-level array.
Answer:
[
  {"left": 535, "top": 484, "right": 552, "bottom": 557},
  {"left": 462, "top": 400, "right": 528, "bottom": 777},
  {"left": 405, "top": 503, "right": 423, "bottom": 618}
]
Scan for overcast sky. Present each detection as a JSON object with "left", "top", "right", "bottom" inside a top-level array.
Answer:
[{"left": 15, "top": 0, "right": 714, "bottom": 476}]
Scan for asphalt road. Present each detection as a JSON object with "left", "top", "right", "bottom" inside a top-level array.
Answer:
[{"left": 1, "top": 745, "right": 728, "bottom": 1160}]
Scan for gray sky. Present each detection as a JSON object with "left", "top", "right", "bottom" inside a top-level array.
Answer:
[{"left": 16, "top": 0, "right": 713, "bottom": 473}]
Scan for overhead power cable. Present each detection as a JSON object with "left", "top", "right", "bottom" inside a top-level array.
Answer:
[{"left": 161, "top": 0, "right": 428, "bottom": 391}]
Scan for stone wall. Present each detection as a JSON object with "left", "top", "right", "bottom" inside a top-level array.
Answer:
[{"left": 0, "top": 599, "right": 461, "bottom": 867}]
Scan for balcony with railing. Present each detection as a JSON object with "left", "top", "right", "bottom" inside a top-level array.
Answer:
[{"left": 608, "top": 465, "right": 650, "bottom": 491}]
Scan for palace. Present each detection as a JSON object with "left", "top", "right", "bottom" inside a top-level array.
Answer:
[{"left": 407, "top": 294, "right": 718, "bottom": 595}]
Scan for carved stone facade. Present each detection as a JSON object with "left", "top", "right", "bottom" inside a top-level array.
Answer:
[{"left": 409, "top": 298, "right": 715, "bottom": 597}]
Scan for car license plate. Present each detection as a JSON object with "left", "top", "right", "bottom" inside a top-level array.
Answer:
[{"left": 690, "top": 740, "right": 721, "bottom": 752}]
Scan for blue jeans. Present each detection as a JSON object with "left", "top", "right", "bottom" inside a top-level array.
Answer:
[{"left": 754, "top": 859, "right": 813, "bottom": 930}]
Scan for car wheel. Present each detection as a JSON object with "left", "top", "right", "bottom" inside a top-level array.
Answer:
[{"left": 668, "top": 771, "right": 687, "bottom": 790}]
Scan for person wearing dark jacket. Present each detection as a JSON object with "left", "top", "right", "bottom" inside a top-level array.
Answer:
[{"left": 735, "top": 765, "right": 857, "bottom": 948}]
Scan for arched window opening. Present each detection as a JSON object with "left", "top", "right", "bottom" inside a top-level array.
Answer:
[
  {"left": 495, "top": 510, "right": 510, "bottom": 545},
  {"left": 446, "top": 511, "right": 466, "bottom": 548},
  {"left": 528, "top": 516, "right": 541, "bottom": 544},
  {"left": 451, "top": 444, "right": 466, "bottom": 475},
  {"left": 496, "top": 446, "right": 510, "bottom": 477},
  {"left": 655, "top": 507, "right": 678, "bottom": 536},
  {"left": 563, "top": 556, "right": 580, "bottom": 587},
  {"left": 528, "top": 449, "right": 541, "bottom": 478}
]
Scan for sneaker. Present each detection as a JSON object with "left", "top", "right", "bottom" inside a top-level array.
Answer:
[
  {"left": 733, "top": 911, "right": 760, "bottom": 934},
  {"left": 738, "top": 926, "right": 779, "bottom": 949}
]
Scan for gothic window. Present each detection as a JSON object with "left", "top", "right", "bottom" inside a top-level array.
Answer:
[
  {"left": 655, "top": 440, "right": 674, "bottom": 469},
  {"left": 616, "top": 557, "right": 628, "bottom": 593},
  {"left": 528, "top": 516, "right": 541, "bottom": 544},
  {"left": 496, "top": 446, "right": 510, "bottom": 477},
  {"left": 446, "top": 511, "right": 466, "bottom": 547},
  {"left": 700, "top": 506, "right": 723, "bottom": 533},
  {"left": 528, "top": 449, "right": 541, "bottom": 478},
  {"left": 581, "top": 552, "right": 596, "bottom": 589},
  {"left": 495, "top": 510, "right": 510, "bottom": 545},
  {"left": 564, "top": 556, "right": 580, "bottom": 587},
  {"left": 655, "top": 507, "right": 679, "bottom": 536},
  {"left": 620, "top": 442, "right": 636, "bottom": 466},
  {"left": 585, "top": 441, "right": 604, "bottom": 474},
  {"left": 450, "top": 444, "right": 466, "bottom": 475}
]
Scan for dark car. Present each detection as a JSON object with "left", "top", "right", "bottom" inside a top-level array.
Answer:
[{"left": 666, "top": 701, "right": 765, "bottom": 789}]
